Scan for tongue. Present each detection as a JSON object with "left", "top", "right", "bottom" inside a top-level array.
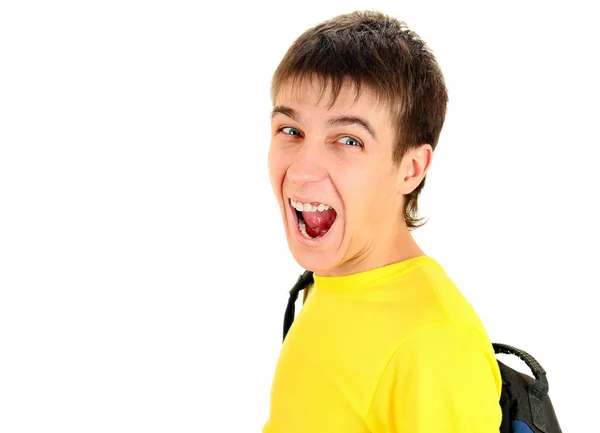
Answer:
[{"left": 302, "top": 208, "right": 337, "bottom": 238}]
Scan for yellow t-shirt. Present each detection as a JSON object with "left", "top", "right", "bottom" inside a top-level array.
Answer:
[{"left": 263, "top": 256, "right": 502, "bottom": 433}]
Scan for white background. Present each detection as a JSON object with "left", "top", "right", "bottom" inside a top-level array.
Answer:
[{"left": 1, "top": 0, "right": 598, "bottom": 431}]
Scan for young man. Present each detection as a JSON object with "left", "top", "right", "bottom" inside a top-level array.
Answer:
[{"left": 264, "top": 10, "right": 502, "bottom": 433}]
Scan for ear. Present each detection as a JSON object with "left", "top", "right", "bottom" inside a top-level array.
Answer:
[{"left": 397, "top": 144, "right": 433, "bottom": 195}]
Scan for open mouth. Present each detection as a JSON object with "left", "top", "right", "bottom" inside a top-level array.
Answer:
[{"left": 290, "top": 198, "right": 337, "bottom": 240}]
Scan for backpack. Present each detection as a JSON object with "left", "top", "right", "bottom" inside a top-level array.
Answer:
[{"left": 281, "top": 270, "right": 562, "bottom": 433}]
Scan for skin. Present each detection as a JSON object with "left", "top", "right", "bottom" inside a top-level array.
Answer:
[{"left": 268, "top": 79, "right": 433, "bottom": 277}]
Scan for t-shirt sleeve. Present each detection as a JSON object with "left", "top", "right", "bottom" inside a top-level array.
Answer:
[{"left": 366, "top": 322, "right": 502, "bottom": 433}]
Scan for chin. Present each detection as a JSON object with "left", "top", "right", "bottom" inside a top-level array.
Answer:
[
  {"left": 283, "top": 219, "right": 344, "bottom": 275},
  {"left": 287, "top": 236, "right": 349, "bottom": 277},
  {"left": 278, "top": 192, "right": 347, "bottom": 275},
  {"left": 289, "top": 248, "right": 337, "bottom": 275}
]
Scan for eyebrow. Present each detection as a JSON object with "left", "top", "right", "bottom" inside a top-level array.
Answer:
[
  {"left": 271, "top": 105, "right": 378, "bottom": 141},
  {"left": 327, "top": 115, "right": 378, "bottom": 141},
  {"left": 271, "top": 105, "right": 299, "bottom": 121}
]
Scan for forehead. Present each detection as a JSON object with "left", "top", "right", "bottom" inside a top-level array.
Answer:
[{"left": 273, "top": 78, "right": 392, "bottom": 121}]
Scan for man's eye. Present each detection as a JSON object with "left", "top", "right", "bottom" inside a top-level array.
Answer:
[
  {"left": 281, "top": 127, "right": 301, "bottom": 136},
  {"left": 338, "top": 136, "right": 362, "bottom": 147}
]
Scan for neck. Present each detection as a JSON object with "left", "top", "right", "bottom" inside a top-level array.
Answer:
[{"left": 320, "top": 225, "right": 425, "bottom": 277}]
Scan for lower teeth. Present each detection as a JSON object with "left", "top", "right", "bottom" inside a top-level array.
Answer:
[{"left": 298, "top": 219, "right": 314, "bottom": 240}]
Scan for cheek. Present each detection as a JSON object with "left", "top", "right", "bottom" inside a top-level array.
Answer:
[
  {"left": 267, "top": 145, "right": 288, "bottom": 192},
  {"left": 336, "top": 171, "right": 365, "bottom": 221},
  {"left": 342, "top": 170, "right": 394, "bottom": 223}
]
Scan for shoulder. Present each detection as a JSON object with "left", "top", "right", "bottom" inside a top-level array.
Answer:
[
  {"left": 366, "top": 322, "right": 503, "bottom": 432},
  {"left": 375, "top": 321, "right": 502, "bottom": 405}
]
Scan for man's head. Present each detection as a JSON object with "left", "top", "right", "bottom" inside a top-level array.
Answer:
[{"left": 268, "top": 10, "right": 448, "bottom": 276}]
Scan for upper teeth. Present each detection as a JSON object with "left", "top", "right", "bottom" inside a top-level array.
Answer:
[{"left": 290, "top": 198, "right": 331, "bottom": 212}]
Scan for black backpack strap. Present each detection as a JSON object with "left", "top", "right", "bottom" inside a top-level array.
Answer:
[
  {"left": 493, "top": 343, "right": 552, "bottom": 432},
  {"left": 283, "top": 270, "right": 314, "bottom": 342}
]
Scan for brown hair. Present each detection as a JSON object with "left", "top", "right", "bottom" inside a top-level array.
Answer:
[{"left": 271, "top": 10, "right": 448, "bottom": 229}]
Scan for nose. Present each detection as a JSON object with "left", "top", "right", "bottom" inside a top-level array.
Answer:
[{"left": 286, "top": 137, "right": 327, "bottom": 187}]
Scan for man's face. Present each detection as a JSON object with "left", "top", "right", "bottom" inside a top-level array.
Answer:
[{"left": 268, "top": 80, "right": 408, "bottom": 276}]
